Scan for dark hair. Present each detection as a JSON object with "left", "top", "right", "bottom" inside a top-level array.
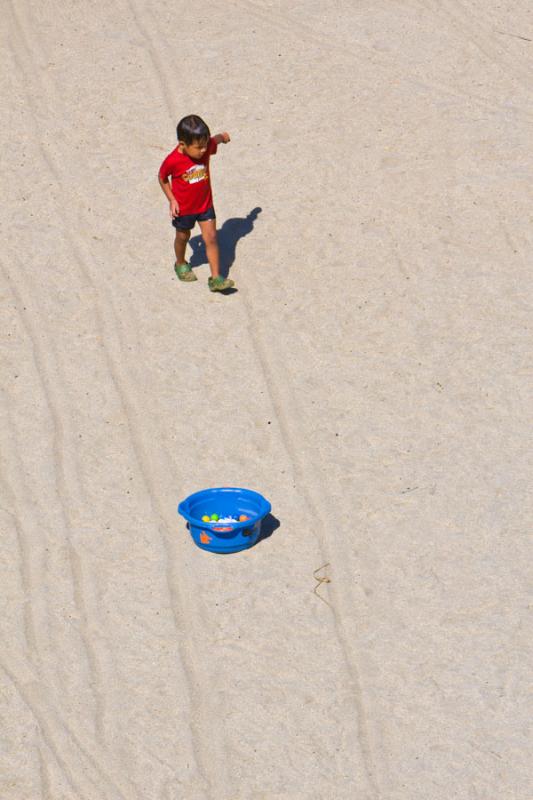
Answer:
[{"left": 176, "top": 115, "right": 211, "bottom": 144}]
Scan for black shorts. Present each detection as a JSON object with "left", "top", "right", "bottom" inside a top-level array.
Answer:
[{"left": 172, "top": 206, "right": 216, "bottom": 231}]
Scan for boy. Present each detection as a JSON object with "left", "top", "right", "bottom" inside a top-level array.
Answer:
[{"left": 158, "top": 114, "right": 234, "bottom": 292}]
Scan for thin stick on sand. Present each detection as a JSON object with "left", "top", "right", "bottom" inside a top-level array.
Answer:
[{"left": 313, "top": 563, "right": 332, "bottom": 606}]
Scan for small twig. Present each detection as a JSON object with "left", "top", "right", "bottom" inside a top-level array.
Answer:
[
  {"left": 495, "top": 30, "right": 531, "bottom": 42},
  {"left": 313, "top": 563, "right": 332, "bottom": 606}
]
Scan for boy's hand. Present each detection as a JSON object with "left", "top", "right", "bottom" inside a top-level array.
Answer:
[
  {"left": 169, "top": 197, "right": 180, "bottom": 218},
  {"left": 213, "top": 132, "right": 230, "bottom": 145}
]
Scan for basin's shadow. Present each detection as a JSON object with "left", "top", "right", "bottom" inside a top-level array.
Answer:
[
  {"left": 189, "top": 207, "right": 262, "bottom": 278},
  {"left": 256, "top": 513, "right": 280, "bottom": 545}
]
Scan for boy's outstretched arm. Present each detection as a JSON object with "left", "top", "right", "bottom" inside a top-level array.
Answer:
[
  {"left": 159, "top": 175, "right": 179, "bottom": 218},
  {"left": 213, "top": 132, "right": 231, "bottom": 144}
]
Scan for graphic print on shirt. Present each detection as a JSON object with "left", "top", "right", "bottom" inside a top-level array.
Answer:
[{"left": 182, "top": 164, "right": 208, "bottom": 184}]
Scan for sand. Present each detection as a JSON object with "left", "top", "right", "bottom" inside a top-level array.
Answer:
[{"left": 1, "top": 1, "right": 531, "bottom": 798}]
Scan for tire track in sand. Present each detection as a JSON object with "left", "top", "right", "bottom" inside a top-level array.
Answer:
[
  {"left": 1, "top": 257, "right": 109, "bottom": 728},
  {"left": 418, "top": 0, "right": 533, "bottom": 91},
  {"left": 232, "top": 287, "right": 382, "bottom": 799},
  {"left": 5, "top": 1, "right": 223, "bottom": 795},
  {"left": 0, "top": 660, "right": 129, "bottom": 800},
  {"left": 4, "top": 0, "right": 109, "bottom": 703},
  {"left": 128, "top": 0, "right": 381, "bottom": 792},
  {"left": 125, "top": 1, "right": 383, "bottom": 794},
  {"left": 240, "top": 0, "right": 533, "bottom": 121},
  {"left": 1, "top": 264, "right": 136, "bottom": 800},
  {"left": 0, "top": 455, "right": 42, "bottom": 662}
]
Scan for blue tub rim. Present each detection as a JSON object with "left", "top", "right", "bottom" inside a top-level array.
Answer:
[{"left": 177, "top": 486, "right": 272, "bottom": 533}]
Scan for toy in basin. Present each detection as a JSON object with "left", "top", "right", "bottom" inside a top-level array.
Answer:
[{"left": 178, "top": 487, "right": 271, "bottom": 553}]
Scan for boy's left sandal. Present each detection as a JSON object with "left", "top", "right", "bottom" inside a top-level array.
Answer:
[
  {"left": 208, "top": 276, "right": 235, "bottom": 292},
  {"left": 175, "top": 262, "right": 197, "bottom": 282}
]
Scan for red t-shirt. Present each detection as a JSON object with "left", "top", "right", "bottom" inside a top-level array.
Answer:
[{"left": 158, "top": 137, "right": 218, "bottom": 215}]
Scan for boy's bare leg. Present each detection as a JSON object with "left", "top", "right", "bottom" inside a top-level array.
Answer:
[
  {"left": 174, "top": 229, "right": 190, "bottom": 264},
  {"left": 198, "top": 219, "right": 220, "bottom": 278}
]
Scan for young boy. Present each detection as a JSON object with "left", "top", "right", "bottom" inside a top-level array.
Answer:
[{"left": 158, "top": 114, "right": 234, "bottom": 292}]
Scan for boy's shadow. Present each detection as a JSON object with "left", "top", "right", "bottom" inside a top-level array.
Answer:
[{"left": 189, "top": 207, "right": 262, "bottom": 278}]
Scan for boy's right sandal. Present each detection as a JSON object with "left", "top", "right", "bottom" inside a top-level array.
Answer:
[
  {"left": 175, "top": 262, "right": 197, "bottom": 281},
  {"left": 208, "top": 276, "right": 235, "bottom": 292}
]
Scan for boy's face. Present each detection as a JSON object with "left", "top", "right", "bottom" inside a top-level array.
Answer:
[{"left": 179, "top": 137, "right": 209, "bottom": 160}]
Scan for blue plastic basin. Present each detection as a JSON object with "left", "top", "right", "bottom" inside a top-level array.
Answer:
[{"left": 178, "top": 487, "right": 272, "bottom": 553}]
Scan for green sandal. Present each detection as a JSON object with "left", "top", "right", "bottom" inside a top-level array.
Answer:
[
  {"left": 175, "top": 262, "right": 197, "bottom": 282},
  {"left": 208, "top": 275, "right": 235, "bottom": 292}
]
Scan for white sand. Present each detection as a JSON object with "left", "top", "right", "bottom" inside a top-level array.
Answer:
[{"left": 1, "top": 1, "right": 531, "bottom": 798}]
